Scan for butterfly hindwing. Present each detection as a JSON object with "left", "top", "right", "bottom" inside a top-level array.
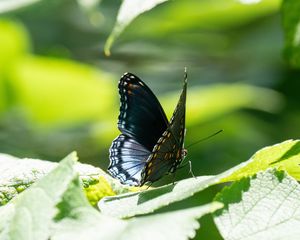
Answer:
[
  {"left": 141, "top": 73, "right": 187, "bottom": 185},
  {"left": 108, "top": 134, "right": 150, "bottom": 186}
]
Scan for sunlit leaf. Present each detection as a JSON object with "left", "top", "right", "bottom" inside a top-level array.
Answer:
[
  {"left": 51, "top": 175, "right": 126, "bottom": 240},
  {"left": 222, "top": 139, "right": 300, "bottom": 182},
  {"left": 104, "top": 0, "right": 168, "bottom": 56},
  {"left": 53, "top": 178, "right": 222, "bottom": 240},
  {"left": 54, "top": 204, "right": 222, "bottom": 240},
  {"left": 106, "top": 0, "right": 280, "bottom": 43},
  {"left": 99, "top": 139, "right": 300, "bottom": 218},
  {"left": 98, "top": 162, "right": 244, "bottom": 218},
  {"left": 214, "top": 169, "right": 300, "bottom": 240},
  {"left": 0, "top": 153, "right": 77, "bottom": 240},
  {"left": 282, "top": 0, "right": 300, "bottom": 68},
  {"left": 0, "top": 153, "right": 130, "bottom": 206},
  {"left": 51, "top": 164, "right": 222, "bottom": 240},
  {"left": 119, "top": 203, "right": 222, "bottom": 240}
]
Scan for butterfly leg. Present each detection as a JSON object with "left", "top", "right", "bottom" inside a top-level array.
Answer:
[
  {"left": 176, "top": 160, "right": 196, "bottom": 178},
  {"left": 188, "top": 160, "right": 196, "bottom": 178}
]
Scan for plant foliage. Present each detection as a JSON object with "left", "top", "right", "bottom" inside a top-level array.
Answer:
[
  {"left": 1, "top": 140, "right": 300, "bottom": 239},
  {"left": 0, "top": 0, "right": 300, "bottom": 239}
]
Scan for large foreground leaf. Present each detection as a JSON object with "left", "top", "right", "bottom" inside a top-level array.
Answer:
[
  {"left": 51, "top": 162, "right": 222, "bottom": 240},
  {"left": 0, "top": 153, "right": 130, "bottom": 206},
  {"left": 53, "top": 176, "right": 221, "bottom": 240},
  {"left": 99, "top": 163, "right": 245, "bottom": 218},
  {"left": 214, "top": 169, "right": 300, "bottom": 240},
  {"left": 0, "top": 153, "right": 77, "bottom": 240},
  {"left": 120, "top": 203, "right": 222, "bottom": 240},
  {"left": 54, "top": 202, "right": 222, "bottom": 240},
  {"left": 99, "top": 140, "right": 300, "bottom": 218},
  {"left": 222, "top": 139, "right": 300, "bottom": 182},
  {"left": 99, "top": 176, "right": 216, "bottom": 218}
]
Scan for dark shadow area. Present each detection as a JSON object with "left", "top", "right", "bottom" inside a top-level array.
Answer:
[
  {"left": 153, "top": 184, "right": 224, "bottom": 214},
  {"left": 214, "top": 177, "right": 251, "bottom": 216},
  {"left": 102, "top": 182, "right": 176, "bottom": 205},
  {"left": 196, "top": 214, "right": 223, "bottom": 240},
  {"left": 137, "top": 183, "right": 176, "bottom": 205},
  {"left": 102, "top": 191, "right": 140, "bottom": 202},
  {"left": 140, "top": 184, "right": 225, "bottom": 240}
]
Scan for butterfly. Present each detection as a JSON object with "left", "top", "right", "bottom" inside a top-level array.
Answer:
[{"left": 108, "top": 70, "right": 187, "bottom": 186}]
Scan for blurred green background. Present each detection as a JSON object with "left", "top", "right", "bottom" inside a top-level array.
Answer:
[{"left": 1, "top": 0, "right": 300, "bottom": 238}]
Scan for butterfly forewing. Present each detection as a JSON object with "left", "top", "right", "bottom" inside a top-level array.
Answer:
[
  {"left": 108, "top": 73, "right": 170, "bottom": 186},
  {"left": 118, "top": 73, "right": 168, "bottom": 151},
  {"left": 141, "top": 73, "right": 187, "bottom": 185}
]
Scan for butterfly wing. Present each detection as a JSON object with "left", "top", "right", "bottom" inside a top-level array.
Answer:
[
  {"left": 141, "top": 72, "right": 187, "bottom": 185},
  {"left": 108, "top": 134, "right": 151, "bottom": 186},
  {"left": 108, "top": 72, "right": 169, "bottom": 186},
  {"left": 117, "top": 72, "right": 169, "bottom": 151}
]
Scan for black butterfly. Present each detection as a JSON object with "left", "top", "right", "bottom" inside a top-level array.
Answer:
[{"left": 108, "top": 70, "right": 187, "bottom": 186}]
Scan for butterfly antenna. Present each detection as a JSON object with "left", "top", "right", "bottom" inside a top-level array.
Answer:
[{"left": 186, "top": 130, "right": 223, "bottom": 149}]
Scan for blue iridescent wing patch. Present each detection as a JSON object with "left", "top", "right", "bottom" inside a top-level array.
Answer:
[{"left": 108, "top": 134, "right": 150, "bottom": 186}]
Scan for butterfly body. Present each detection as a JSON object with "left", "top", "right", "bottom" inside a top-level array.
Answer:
[{"left": 108, "top": 71, "right": 187, "bottom": 186}]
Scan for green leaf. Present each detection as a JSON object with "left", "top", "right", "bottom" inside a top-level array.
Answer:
[
  {"left": 104, "top": 0, "right": 168, "bottom": 56},
  {"left": 53, "top": 188, "right": 222, "bottom": 240},
  {"left": 99, "top": 176, "right": 217, "bottom": 218},
  {"left": 51, "top": 165, "right": 222, "bottom": 240},
  {"left": 120, "top": 203, "right": 222, "bottom": 240},
  {"left": 99, "top": 163, "right": 242, "bottom": 218},
  {"left": 282, "top": 0, "right": 300, "bottom": 68},
  {"left": 0, "top": 153, "right": 131, "bottom": 206},
  {"left": 214, "top": 169, "right": 300, "bottom": 240},
  {"left": 222, "top": 139, "right": 300, "bottom": 182},
  {"left": 126, "top": 0, "right": 281, "bottom": 37},
  {"left": 0, "top": 153, "right": 77, "bottom": 240},
  {"left": 99, "top": 140, "right": 300, "bottom": 218}
]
